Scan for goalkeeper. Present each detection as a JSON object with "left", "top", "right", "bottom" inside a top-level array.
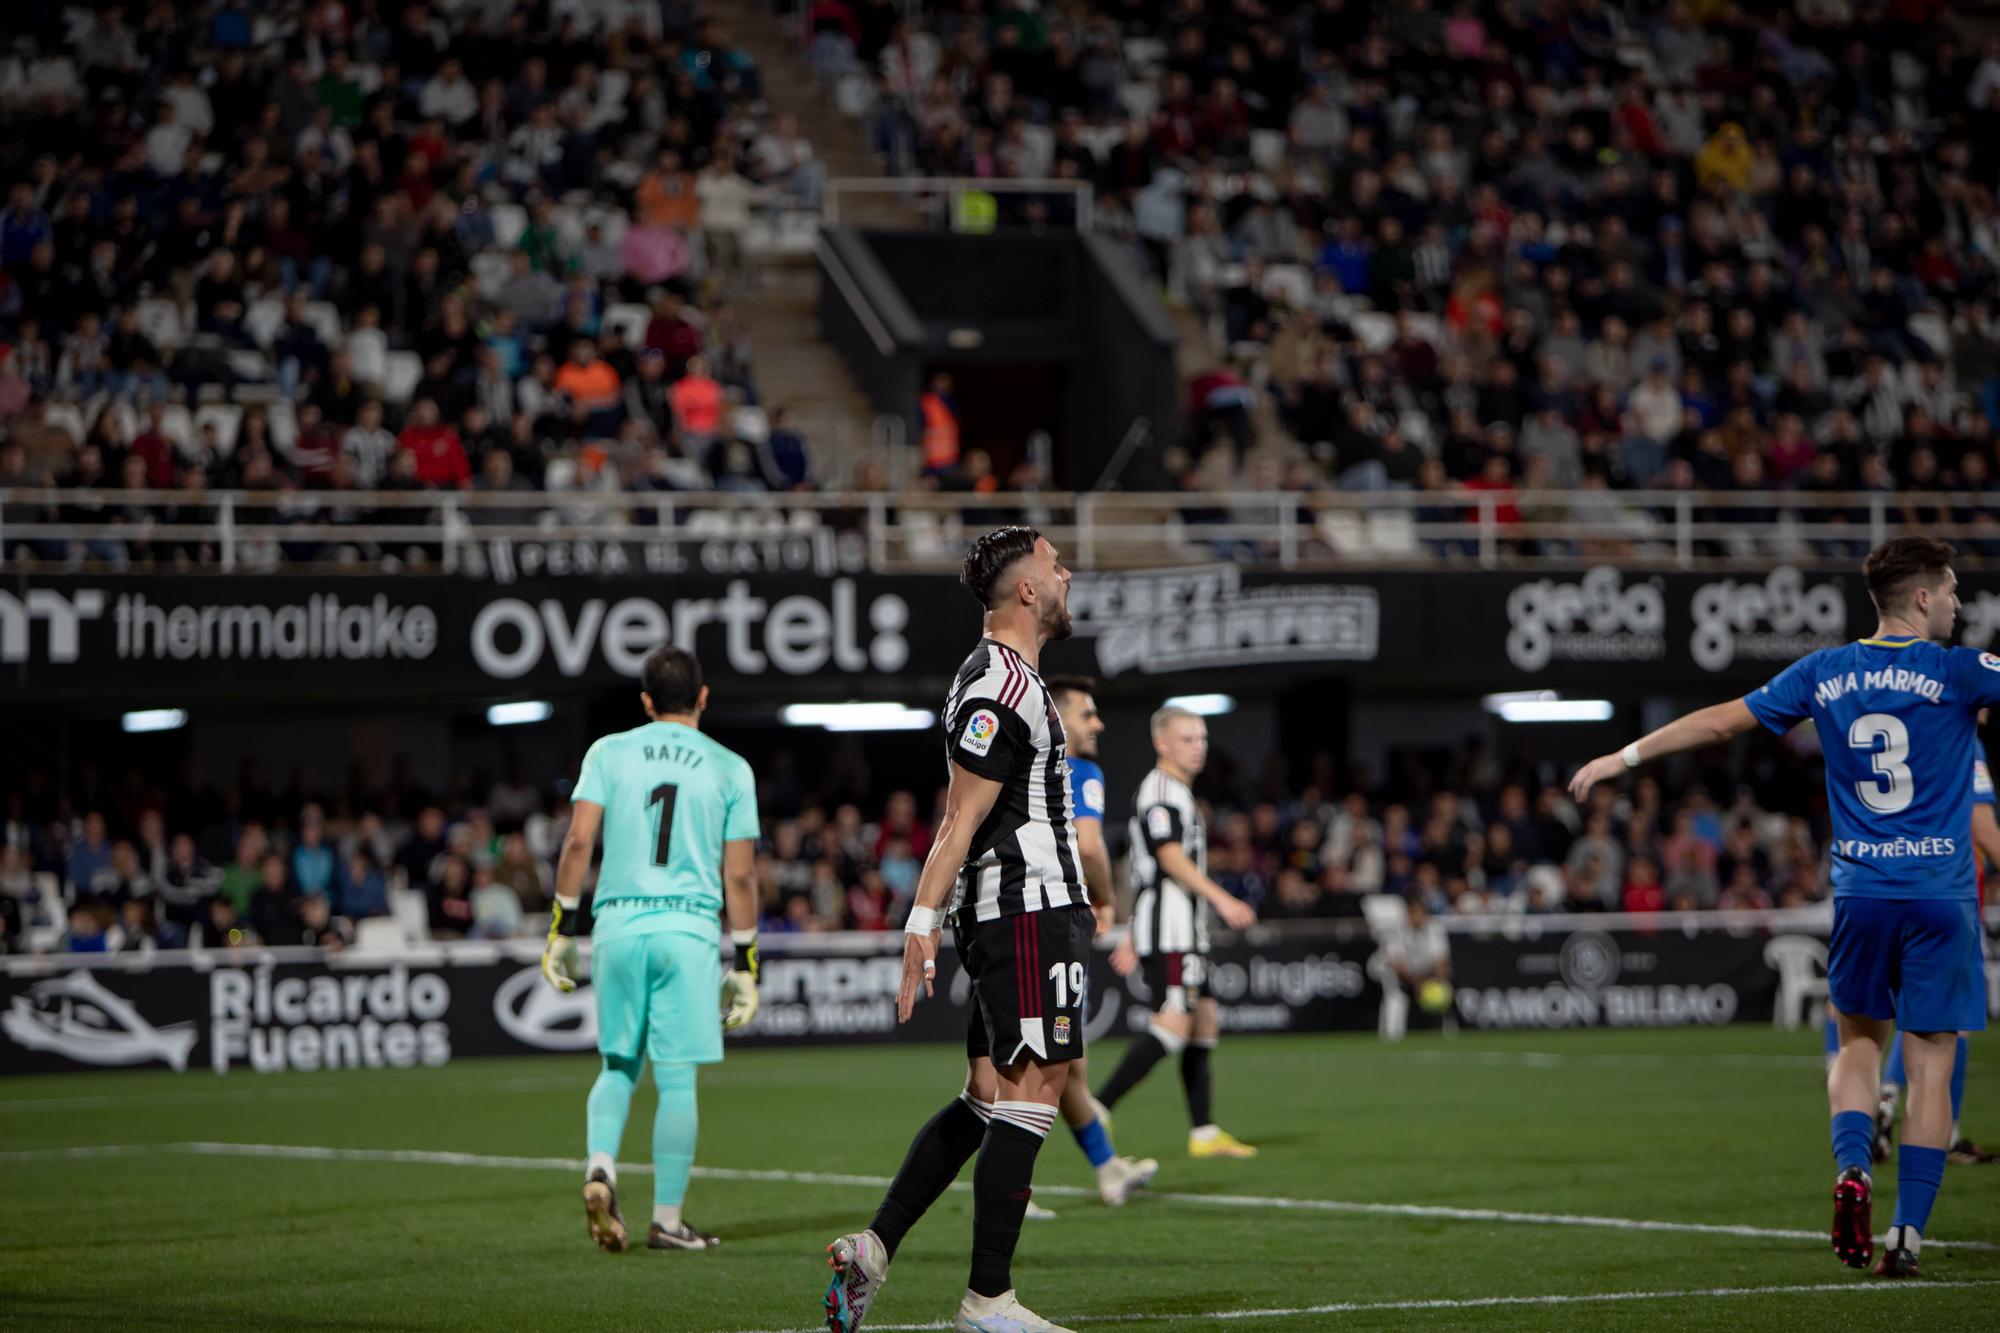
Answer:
[{"left": 542, "top": 644, "right": 762, "bottom": 1253}]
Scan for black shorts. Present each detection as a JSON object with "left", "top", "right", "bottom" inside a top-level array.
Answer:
[
  {"left": 1140, "top": 950, "right": 1208, "bottom": 1014},
  {"left": 958, "top": 904, "right": 1093, "bottom": 1066}
]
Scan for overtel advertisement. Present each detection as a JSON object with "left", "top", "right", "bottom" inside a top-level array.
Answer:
[
  {"left": 8, "top": 564, "right": 1998, "bottom": 702},
  {"left": 0, "top": 931, "right": 1382, "bottom": 1077}
]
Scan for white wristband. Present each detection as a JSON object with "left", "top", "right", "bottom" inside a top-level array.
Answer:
[
  {"left": 1621, "top": 742, "right": 1642, "bottom": 769},
  {"left": 730, "top": 929, "right": 756, "bottom": 949},
  {"left": 905, "top": 905, "right": 941, "bottom": 936}
]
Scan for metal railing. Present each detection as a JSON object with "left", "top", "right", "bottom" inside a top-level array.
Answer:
[
  {"left": 824, "top": 177, "right": 1096, "bottom": 231},
  {"left": 3, "top": 487, "right": 1995, "bottom": 575}
]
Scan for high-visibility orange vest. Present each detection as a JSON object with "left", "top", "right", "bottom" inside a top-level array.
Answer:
[{"left": 921, "top": 392, "right": 959, "bottom": 469}]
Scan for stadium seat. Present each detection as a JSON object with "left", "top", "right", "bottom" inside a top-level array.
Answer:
[
  {"left": 1262, "top": 264, "right": 1312, "bottom": 311},
  {"left": 158, "top": 404, "right": 194, "bottom": 451},
  {"left": 265, "top": 399, "right": 297, "bottom": 452},
  {"left": 602, "top": 302, "right": 651, "bottom": 347},
  {"left": 390, "top": 886, "right": 432, "bottom": 941},
  {"left": 353, "top": 916, "right": 412, "bottom": 953},
  {"left": 301, "top": 301, "right": 344, "bottom": 347},
  {"left": 245, "top": 298, "right": 285, "bottom": 349},
  {"left": 1363, "top": 509, "right": 1419, "bottom": 556},
  {"left": 26, "top": 56, "right": 80, "bottom": 98},
  {"left": 135, "top": 298, "right": 186, "bottom": 351},
  {"left": 193, "top": 403, "right": 243, "bottom": 454},
  {"left": 42, "top": 402, "right": 86, "bottom": 448},
  {"left": 1118, "top": 81, "right": 1160, "bottom": 122},
  {"left": 348, "top": 328, "right": 389, "bottom": 385},
  {"left": 381, "top": 351, "right": 424, "bottom": 404},
  {"left": 470, "top": 252, "right": 513, "bottom": 299},
  {"left": 226, "top": 349, "right": 271, "bottom": 382},
  {"left": 1249, "top": 129, "right": 1288, "bottom": 172},
  {"left": 94, "top": 399, "right": 138, "bottom": 444},
  {"left": 488, "top": 202, "right": 528, "bottom": 249},
  {"left": 1351, "top": 311, "right": 1397, "bottom": 353}
]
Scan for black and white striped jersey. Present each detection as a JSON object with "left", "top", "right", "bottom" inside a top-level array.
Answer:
[
  {"left": 942, "top": 638, "right": 1088, "bottom": 922},
  {"left": 1129, "top": 767, "right": 1210, "bottom": 956}
]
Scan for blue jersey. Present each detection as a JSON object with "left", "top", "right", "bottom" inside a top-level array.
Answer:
[
  {"left": 1746, "top": 638, "right": 2000, "bottom": 901},
  {"left": 1067, "top": 756, "right": 1106, "bottom": 823}
]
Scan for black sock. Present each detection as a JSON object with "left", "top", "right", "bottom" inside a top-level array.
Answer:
[
  {"left": 869, "top": 1096, "right": 987, "bottom": 1259},
  {"left": 1182, "top": 1041, "right": 1213, "bottom": 1128},
  {"left": 969, "top": 1119, "right": 1047, "bottom": 1298},
  {"left": 1095, "top": 1030, "right": 1170, "bottom": 1110}
]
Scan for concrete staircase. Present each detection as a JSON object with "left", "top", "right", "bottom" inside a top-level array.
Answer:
[{"left": 702, "top": 0, "right": 922, "bottom": 484}]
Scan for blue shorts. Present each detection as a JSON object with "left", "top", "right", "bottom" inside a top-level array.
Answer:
[
  {"left": 592, "top": 927, "right": 724, "bottom": 1066},
  {"left": 1829, "top": 896, "right": 1987, "bottom": 1035}
]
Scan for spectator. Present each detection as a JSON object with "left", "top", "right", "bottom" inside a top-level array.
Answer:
[
  {"left": 341, "top": 851, "right": 390, "bottom": 920},
  {"left": 397, "top": 399, "right": 471, "bottom": 488},
  {"left": 248, "top": 854, "right": 301, "bottom": 946},
  {"left": 65, "top": 812, "right": 113, "bottom": 899}
]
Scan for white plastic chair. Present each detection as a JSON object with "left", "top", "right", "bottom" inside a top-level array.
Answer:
[
  {"left": 470, "top": 252, "right": 513, "bottom": 299},
  {"left": 602, "top": 302, "right": 651, "bottom": 346},
  {"left": 382, "top": 351, "right": 423, "bottom": 404},
  {"left": 193, "top": 403, "right": 244, "bottom": 454},
  {"left": 265, "top": 399, "right": 298, "bottom": 452},
  {"left": 245, "top": 298, "right": 286, "bottom": 350},
  {"left": 135, "top": 298, "right": 186, "bottom": 351},
  {"left": 42, "top": 403, "right": 85, "bottom": 446},
  {"left": 489, "top": 203, "right": 528, "bottom": 249},
  {"left": 301, "top": 300, "right": 344, "bottom": 347},
  {"left": 347, "top": 328, "right": 389, "bottom": 385}
]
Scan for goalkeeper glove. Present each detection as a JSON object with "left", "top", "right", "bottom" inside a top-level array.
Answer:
[
  {"left": 541, "top": 896, "right": 582, "bottom": 992},
  {"left": 720, "top": 929, "right": 758, "bottom": 1030}
]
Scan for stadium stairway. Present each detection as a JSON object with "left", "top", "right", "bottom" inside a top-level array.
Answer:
[{"left": 707, "top": 0, "right": 918, "bottom": 483}]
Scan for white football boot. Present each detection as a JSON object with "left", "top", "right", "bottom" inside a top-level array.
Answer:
[{"left": 824, "top": 1228, "right": 889, "bottom": 1333}]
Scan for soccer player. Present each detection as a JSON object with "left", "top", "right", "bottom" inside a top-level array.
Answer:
[
  {"left": 825, "top": 527, "right": 1093, "bottom": 1333},
  {"left": 1093, "top": 705, "right": 1260, "bottom": 1158},
  {"left": 540, "top": 644, "right": 761, "bottom": 1254},
  {"left": 1571, "top": 537, "right": 1999, "bottom": 1278},
  {"left": 1044, "top": 674, "right": 1160, "bottom": 1206},
  {"left": 1868, "top": 740, "right": 1997, "bottom": 1165}
]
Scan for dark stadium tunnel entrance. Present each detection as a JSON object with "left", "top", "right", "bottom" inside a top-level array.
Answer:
[{"left": 923, "top": 360, "right": 1071, "bottom": 489}]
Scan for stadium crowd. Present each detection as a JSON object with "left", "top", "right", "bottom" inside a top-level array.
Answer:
[
  {"left": 829, "top": 0, "right": 2000, "bottom": 508},
  {"left": 0, "top": 0, "right": 823, "bottom": 544},
  {"left": 1, "top": 724, "right": 1828, "bottom": 955}
]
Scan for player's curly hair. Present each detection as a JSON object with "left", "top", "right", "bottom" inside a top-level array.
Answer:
[
  {"left": 961, "top": 525, "right": 1041, "bottom": 609},
  {"left": 1863, "top": 537, "right": 1957, "bottom": 613}
]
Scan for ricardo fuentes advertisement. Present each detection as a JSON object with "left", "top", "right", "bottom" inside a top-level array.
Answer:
[{"left": 0, "top": 931, "right": 1381, "bottom": 1077}]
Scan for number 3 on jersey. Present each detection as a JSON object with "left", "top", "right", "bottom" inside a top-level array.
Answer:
[
  {"left": 1848, "top": 713, "right": 1913, "bottom": 813},
  {"left": 648, "top": 783, "right": 679, "bottom": 866}
]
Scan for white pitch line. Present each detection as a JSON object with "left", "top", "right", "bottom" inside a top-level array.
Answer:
[
  {"left": 1396, "top": 1050, "right": 1830, "bottom": 1070},
  {"left": 760, "top": 1279, "right": 2000, "bottom": 1333},
  {"left": 0, "top": 1074, "right": 581, "bottom": 1114},
  {"left": 3, "top": 1141, "right": 1992, "bottom": 1254}
]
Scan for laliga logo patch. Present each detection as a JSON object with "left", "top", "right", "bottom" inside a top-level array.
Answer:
[
  {"left": 960, "top": 709, "right": 999, "bottom": 757},
  {"left": 1981, "top": 653, "right": 2000, "bottom": 674},
  {"left": 1054, "top": 1016, "right": 1072, "bottom": 1045}
]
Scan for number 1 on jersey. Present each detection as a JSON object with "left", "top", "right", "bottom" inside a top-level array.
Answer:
[
  {"left": 648, "top": 783, "right": 679, "bottom": 866},
  {"left": 1049, "top": 961, "right": 1085, "bottom": 1007}
]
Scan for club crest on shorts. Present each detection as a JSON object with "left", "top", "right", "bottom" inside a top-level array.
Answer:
[
  {"left": 1053, "top": 1015, "right": 1071, "bottom": 1045},
  {"left": 960, "top": 709, "right": 999, "bottom": 756}
]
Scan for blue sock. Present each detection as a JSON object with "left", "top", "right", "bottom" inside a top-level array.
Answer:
[
  {"left": 1951, "top": 1036, "right": 1968, "bottom": 1125},
  {"left": 653, "top": 1061, "right": 699, "bottom": 1212},
  {"left": 587, "top": 1053, "right": 642, "bottom": 1161},
  {"left": 1885, "top": 1032, "right": 1906, "bottom": 1089},
  {"left": 1892, "top": 1144, "right": 1947, "bottom": 1236},
  {"left": 1071, "top": 1116, "right": 1115, "bottom": 1169},
  {"left": 1831, "top": 1110, "right": 1875, "bottom": 1174},
  {"left": 1822, "top": 1017, "right": 1839, "bottom": 1061}
]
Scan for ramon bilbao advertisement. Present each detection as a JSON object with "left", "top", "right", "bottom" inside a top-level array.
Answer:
[{"left": 0, "top": 933, "right": 1381, "bottom": 1077}]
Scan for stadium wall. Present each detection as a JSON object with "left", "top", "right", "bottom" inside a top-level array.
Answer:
[{"left": 2, "top": 914, "right": 1963, "bottom": 1077}]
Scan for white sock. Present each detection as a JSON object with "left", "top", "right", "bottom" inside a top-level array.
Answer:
[
  {"left": 586, "top": 1151, "right": 617, "bottom": 1183},
  {"left": 963, "top": 1288, "right": 1012, "bottom": 1315},
  {"left": 1190, "top": 1123, "right": 1219, "bottom": 1141},
  {"left": 653, "top": 1203, "right": 682, "bottom": 1230},
  {"left": 1951, "top": 1121, "right": 1960, "bottom": 1142}
]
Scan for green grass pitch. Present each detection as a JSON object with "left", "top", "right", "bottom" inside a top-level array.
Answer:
[{"left": 3, "top": 1028, "right": 1999, "bottom": 1330}]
